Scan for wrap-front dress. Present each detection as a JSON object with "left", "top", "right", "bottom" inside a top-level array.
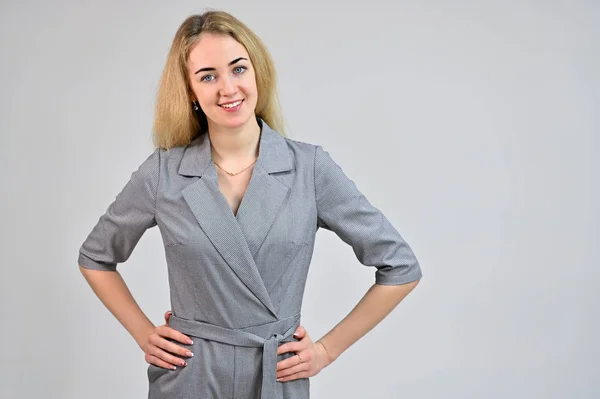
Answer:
[{"left": 78, "top": 118, "right": 422, "bottom": 398}]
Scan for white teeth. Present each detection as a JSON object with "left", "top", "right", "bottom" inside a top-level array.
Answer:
[{"left": 221, "top": 100, "right": 242, "bottom": 108}]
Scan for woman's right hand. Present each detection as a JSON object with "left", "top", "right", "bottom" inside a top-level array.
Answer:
[{"left": 143, "top": 311, "right": 194, "bottom": 370}]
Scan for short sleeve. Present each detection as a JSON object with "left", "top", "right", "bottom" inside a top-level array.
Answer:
[
  {"left": 78, "top": 149, "right": 160, "bottom": 271},
  {"left": 314, "top": 145, "right": 422, "bottom": 285}
]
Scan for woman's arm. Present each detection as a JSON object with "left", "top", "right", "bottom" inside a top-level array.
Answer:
[
  {"left": 77, "top": 149, "right": 193, "bottom": 369},
  {"left": 312, "top": 144, "right": 424, "bottom": 363},
  {"left": 316, "top": 280, "right": 420, "bottom": 363},
  {"left": 79, "top": 266, "right": 194, "bottom": 370},
  {"left": 79, "top": 266, "right": 155, "bottom": 351}
]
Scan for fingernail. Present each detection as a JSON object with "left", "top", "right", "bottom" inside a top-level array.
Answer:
[
  {"left": 293, "top": 333, "right": 299, "bottom": 338},
  {"left": 187, "top": 351, "right": 194, "bottom": 357},
  {"left": 188, "top": 339, "right": 193, "bottom": 345}
]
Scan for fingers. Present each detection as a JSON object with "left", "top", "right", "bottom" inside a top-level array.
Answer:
[
  {"left": 276, "top": 352, "right": 313, "bottom": 381},
  {"left": 145, "top": 325, "right": 194, "bottom": 370},
  {"left": 277, "top": 340, "right": 305, "bottom": 356},
  {"left": 275, "top": 325, "right": 326, "bottom": 382},
  {"left": 157, "top": 324, "right": 194, "bottom": 345},
  {"left": 145, "top": 345, "right": 191, "bottom": 369},
  {"left": 145, "top": 336, "right": 190, "bottom": 370},
  {"left": 278, "top": 327, "right": 311, "bottom": 356},
  {"left": 145, "top": 352, "right": 185, "bottom": 370},
  {"left": 293, "top": 325, "right": 307, "bottom": 339},
  {"left": 153, "top": 327, "right": 193, "bottom": 356},
  {"left": 276, "top": 351, "right": 312, "bottom": 372},
  {"left": 164, "top": 310, "right": 172, "bottom": 325},
  {"left": 277, "top": 369, "right": 311, "bottom": 382},
  {"left": 276, "top": 325, "right": 312, "bottom": 375}
]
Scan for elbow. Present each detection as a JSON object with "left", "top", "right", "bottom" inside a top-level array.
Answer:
[
  {"left": 79, "top": 264, "right": 92, "bottom": 280},
  {"left": 410, "top": 277, "right": 421, "bottom": 288},
  {"left": 78, "top": 263, "right": 105, "bottom": 279},
  {"left": 403, "top": 278, "right": 420, "bottom": 292},
  {"left": 79, "top": 263, "right": 94, "bottom": 274}
]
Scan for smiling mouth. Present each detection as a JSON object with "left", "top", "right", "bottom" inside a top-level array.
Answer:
[{"left": 219, "top": 99, "right": 244, "bottom": 109}]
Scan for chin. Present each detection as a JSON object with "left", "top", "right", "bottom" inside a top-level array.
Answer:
[
  {"left": 220, "top": 118, "right": 248, "bottom": 129},
  {"left": 213, "top": 112, "right": 254, "bottom": 129}
]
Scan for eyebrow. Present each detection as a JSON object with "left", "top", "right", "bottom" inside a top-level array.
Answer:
[{"left": 194, "top": 57, "right": 248, "bottom": 74}]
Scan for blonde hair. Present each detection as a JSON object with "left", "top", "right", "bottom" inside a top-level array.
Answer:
[{"left": 152, "top": 10, "right": 286, "bottom": 149}]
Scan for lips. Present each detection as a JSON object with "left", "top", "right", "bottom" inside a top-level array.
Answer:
[{"left": 219, "top": 99, "right": 244, "bottom": 109}]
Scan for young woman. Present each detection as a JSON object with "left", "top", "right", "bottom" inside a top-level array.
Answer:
[{"left": 78, "top": 10, "right": 422, "bottom": 399}]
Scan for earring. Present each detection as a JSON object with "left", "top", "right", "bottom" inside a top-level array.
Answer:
[{"left": 192, "top": 101, "right": 200, "bottom": 111}]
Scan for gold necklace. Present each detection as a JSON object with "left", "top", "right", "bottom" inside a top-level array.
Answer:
[{"left": 213, "top": 159, "right": 257, "bottom": 176}]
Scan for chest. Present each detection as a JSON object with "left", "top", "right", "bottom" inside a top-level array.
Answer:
[
  {"left": 216, "top": 166, "right": 254, "bottom": 217},
  {"left": 156, "top": 155, "right": 317, "bottom": 250}
]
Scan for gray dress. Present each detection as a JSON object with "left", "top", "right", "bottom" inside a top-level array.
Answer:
[{"left": 78, "top": 118, "right": 422, "bottom": 399}]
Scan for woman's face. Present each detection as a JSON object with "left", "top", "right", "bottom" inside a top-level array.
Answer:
[{"left": 187, "top": 33, "right": 258, "bottom": 131}]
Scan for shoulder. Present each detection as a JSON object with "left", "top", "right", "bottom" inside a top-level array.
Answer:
[
  {"left": 283, "top": 136, "right": 338, "bottom": 167},
  {"left": 281, "top": 135, "right": 316, "bottom": 150},
  {"left": 276, "top": 136, "right": 321, "bottom": 174},
  {"left": 135, "top": 145, "right": 184, "bottom": 180},
  {"left": 277, "top": 135, "right": 344, "bottom": 178},
  {"left": 155, "top": 138, "right": 200, "bottom": 177},
  {"left": 280, "top": 135, "right": 321, "bottom": 160},
  {"left": 156, "top": 142, "right": 188, "bottom": 164}
]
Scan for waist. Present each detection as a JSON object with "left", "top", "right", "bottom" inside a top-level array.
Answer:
[
  {"left": 168, "top": 313, "right": 301, "bottom": 346},
  {"left": 168, "top": 313, "right": 302, "bottom": 399}
]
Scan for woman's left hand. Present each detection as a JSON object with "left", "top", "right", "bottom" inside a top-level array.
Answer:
[{"left": 276, "top": 326, "right": 332, "bottom": 382}]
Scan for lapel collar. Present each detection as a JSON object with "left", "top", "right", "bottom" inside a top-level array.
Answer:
[
  {"left": 178, "top": 118, "right": 293, "bottom": 318},
  {"left": 178, "top": 118, "right": 293, "bottom": 177},
  {"left": 177, "top": 131, "right": 212, "bottom": 177},
  {"left": 235, "top": 119, "right": 293, "bottom": 257}
]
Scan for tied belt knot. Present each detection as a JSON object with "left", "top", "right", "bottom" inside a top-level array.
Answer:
[{"left": 169, "top": 313, "right": 301, "bottom": 399}]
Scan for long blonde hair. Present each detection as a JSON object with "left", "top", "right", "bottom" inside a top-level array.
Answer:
[{"left": 152, "top": 10, "right": 286, "bottom": 149}]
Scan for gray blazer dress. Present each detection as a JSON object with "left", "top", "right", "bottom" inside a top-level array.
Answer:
[{"left": 78, "top": 118, "right": 422, "bottom": 399}]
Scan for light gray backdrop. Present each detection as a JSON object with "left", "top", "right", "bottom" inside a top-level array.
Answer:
[{"left": 1, "top": 0, "right": 598, "bottom": 398}]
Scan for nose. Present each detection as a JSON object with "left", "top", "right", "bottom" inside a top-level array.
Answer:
[{"left": 219, "top": 75, "right": 237, "bottom": 96}]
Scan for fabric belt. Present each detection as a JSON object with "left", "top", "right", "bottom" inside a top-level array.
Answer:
[{"left": 169, "top": 313, "right": 301, "bottom": 399}]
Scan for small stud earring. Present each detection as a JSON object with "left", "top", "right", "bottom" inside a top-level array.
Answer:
[{"left": 192, "top": 101, "right": 200, "bottom": 111}]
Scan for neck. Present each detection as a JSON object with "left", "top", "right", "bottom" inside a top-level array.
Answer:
[{"left": 207, "top": 117, "right": 261, "bottom": 166}]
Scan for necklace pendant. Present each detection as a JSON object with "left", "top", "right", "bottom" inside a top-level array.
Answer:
[{"left": 213, "top": 158, "right": 256, "bottom": 176}]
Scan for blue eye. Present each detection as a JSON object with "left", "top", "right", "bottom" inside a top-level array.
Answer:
[{"left": 200, "top": 66, "right": 246, "bottom": 83}]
